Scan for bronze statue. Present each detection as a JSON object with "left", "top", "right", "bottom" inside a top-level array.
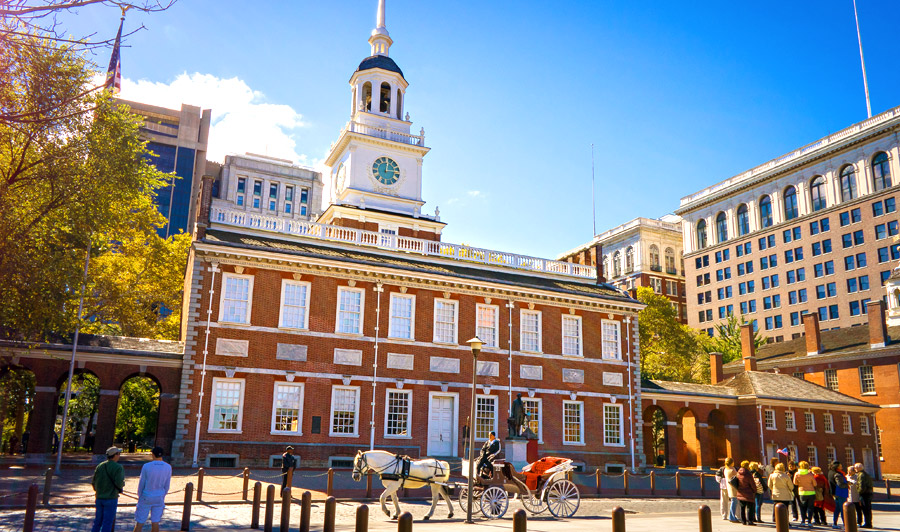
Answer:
[{"left": 507, "top": 393, "right": 529, "bottom": 439}]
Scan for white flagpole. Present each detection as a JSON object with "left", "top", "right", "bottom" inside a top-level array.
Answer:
[
  {"left": 591, "top": 144, "right": 596, "bottom": 237},
  {"left": 853, "top": 0, "right": 872, "bottom": 118}
]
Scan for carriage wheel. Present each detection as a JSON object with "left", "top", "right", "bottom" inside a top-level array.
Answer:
[
  {"left": 545, "top": 479, "right": 580, "bottom": 518},
  {"left": 458, "top": 486, "right": 481, "bottom": 514},
  {"left": 480, "top": 486, "right": 509, "bottom": 519},
  {"left": 520, "top": 491, "right": 546, "bottom": 514}
]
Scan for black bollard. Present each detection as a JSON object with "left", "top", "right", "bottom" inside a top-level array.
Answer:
[
  {"left": 325, "top": 496, "right": 336, "bottom": 532},
  {"left": 280, "top": 487, "right": 291, "bottom": 532},
  {"left": 356, "top": 504, "right": 369, "bottom": 532},
  {"left": 24, "top": 484, "right": 38, "bottom": 532},
  {"left": 196, "top": 468, "right": 204, "bottom": 502},
  {"left": 612, "top": 507, "right": 625, "bottom": 532},
  {"left": 264, "top": 484, "right": 275, "bottom": 532},
  {"left": 513, "top": 509, "right": 527, "bottom": 532},
  {"left": 300, "top": 491, "right": 311, "bottom": 532},
  {"left": 698, "top": 505, "right": 711, "bottom": 532},
  {"left": 243, "top": 468, "right": 251, "bottom": 501},
  {"left": 398, "top": 512, "right": 413, "bottom": 532},
  {"left": 844, "top": 502, "right": 858, "bottom": 532},
  {"left": 42, "top": 468, "right": 53, "bottom": 506},
  {"left": 181, "top": 482, "right": 194, "bottom": 531},
  {"left": 251, "top": 482, "right": 261, "bottom": 529},
  {"left": 327, "top": 468, "right": 334, "bottom": 497},
  {"left": 774, "top": 502, "right": 789, "bottom": 532}
]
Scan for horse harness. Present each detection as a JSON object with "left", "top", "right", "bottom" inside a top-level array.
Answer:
[{"left": 359, "top": 452, "right": 447, "bottom": 488}]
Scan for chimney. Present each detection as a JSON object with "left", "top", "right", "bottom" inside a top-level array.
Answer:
[
  {"left": 868, "top": 300, "right": 889, "bottom": 348},
  {"left": 710, "top": 352, "right": 724, "bottom": 384},
  {"left": 803, "top": 313, "right": 822, "bottom": 355},
  {"left": 594, "top": 243, "right": 606, "bottom": 284},
  {"left": 740, "top": 324, "right": 758, "bottom": 371},
  {"left": 195, "top": 174, "right": 215, "bottom": 240}
]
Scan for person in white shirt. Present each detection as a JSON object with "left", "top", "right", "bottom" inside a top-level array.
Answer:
[{"left": 133, "top": 447, "right": 172, "bottom": 532}]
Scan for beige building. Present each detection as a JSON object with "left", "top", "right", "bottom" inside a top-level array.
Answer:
[
  {"left": 559, "top": 215, "right": 687, "bottom": 322},
  {"left": 678, "top": 106, "right": 900, "bottom": 339}
]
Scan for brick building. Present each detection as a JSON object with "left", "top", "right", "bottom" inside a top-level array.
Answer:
[
  {"left": 559, "top": 216, "right": 688, "bottom": 322},
  {"left": 678, "top": 106, "right": 900, "bottom": 338},
  {"left": 722, "top": 300, "right": 899, "bottom": 475}
]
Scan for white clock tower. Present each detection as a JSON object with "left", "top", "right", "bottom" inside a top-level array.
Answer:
[{"left": 320, "top": 0, "right": 445, "bottom": 240}]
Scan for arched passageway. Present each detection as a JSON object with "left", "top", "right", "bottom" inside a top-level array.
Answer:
[
  {"left": 676, "top": 407, "right": 702, "bottom": 468},
  {"left": 0, "top": 366, "right": 36, "bottom": 454},
  {"left": 114, "top": 375, "right": 160, "bottom": 453},
  {"left": 708, "top": 409, "right": 730, "bottom": 468},
  {"left": 56, "top": 371, "right": 100, "bottom": 453},
  {"left": 643, "top": 405, "right": 668, "bottom": 467}
]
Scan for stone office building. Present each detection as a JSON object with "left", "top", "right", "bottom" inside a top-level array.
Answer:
[{"left": 678, "top": 107, "right": 900, "bottom": 338}]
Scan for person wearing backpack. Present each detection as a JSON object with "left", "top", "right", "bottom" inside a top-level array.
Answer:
[
  {"left": 716, "top": 461, "right": 729, "bottom": 520},
  {"left": 724, "top": 457, "right": 740, "bottom": 522},
  {"left": 831, "top": 462, "right": 849, "bottom": 530},
  {"left": 750, "top": 462, "right": 766, "bottom": 523},
  {"left": 92, "top": 446, "right": 125, "bottom": 532}
]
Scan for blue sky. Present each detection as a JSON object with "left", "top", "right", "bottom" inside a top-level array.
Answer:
[{"left": 61, "top": 1, "right": 900, "bottom": 259}]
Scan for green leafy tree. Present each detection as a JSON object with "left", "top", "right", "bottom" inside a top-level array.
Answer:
[
  {"left": 636, "top": 286, "right": 707, "bottom": 382},
  {"left": 707, "top": 314, "right": 766, "bottom": 364},
  {"left": 115, "top": 377, "right": 159, "bottom": 448},
  {"left": 57, "top": 373, "right": 99, "bottom": 450},
  {"left": 0, "top": 33, "right": 186, "bottom": 341},
  {"left": 0, "top": 368, "right": 35, "bottom": 452}
]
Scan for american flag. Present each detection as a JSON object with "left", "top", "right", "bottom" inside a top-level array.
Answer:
[{"left": 105, "top": 18, "right": 124, "bottom": 94}]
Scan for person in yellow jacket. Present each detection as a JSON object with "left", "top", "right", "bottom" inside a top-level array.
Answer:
[
  {"left": 793, "top": 461, "right": 818, "bottom": 527},
  {"left": 768, "top": 464, "right": 795, "bottom": 523}
]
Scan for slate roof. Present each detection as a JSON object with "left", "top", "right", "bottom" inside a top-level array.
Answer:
[
  {"left": 0, "top": 334, "right": 183, "bottom": 358},
  {"left": 722, "top": 323, "right": 900, "bottom": 370},
  {"left": 642, "top": 371, "right": 876, "bottom": 408},
  {"left": 356, "top": 55, "right": 404, "bottom": 78},
  {"left": 202, "top": 229, "right": 638, "bottom": 304}
]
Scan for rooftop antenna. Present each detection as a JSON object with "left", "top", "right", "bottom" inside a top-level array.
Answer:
[
  {"left": 591, "top": 143, "right": 596, "bottom": 237},
  {"left": 853, "top": 0, "right": 872, "bottom": 118}
]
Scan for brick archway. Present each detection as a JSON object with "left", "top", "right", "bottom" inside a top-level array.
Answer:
[
  {"left": 675, "top": 407, "right": 702, "bottom": 468},
  {"left": 643, "top": 405, "right": 669, "bottom": 467},
  {"left": 708, "top": 409, "right": 730, "bottom": 469}
]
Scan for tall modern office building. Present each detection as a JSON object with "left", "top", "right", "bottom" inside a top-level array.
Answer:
[{"left": 118, "top": 99, "right": 212, "bottom": 238}]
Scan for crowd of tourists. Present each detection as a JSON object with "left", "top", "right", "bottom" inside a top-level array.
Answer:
[{"left": 716, "top": 457, "right": 874, "bottom": 529}]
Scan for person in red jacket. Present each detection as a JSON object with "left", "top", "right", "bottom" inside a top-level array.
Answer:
[{"left": 736, "top": 460, "right": 758, "bottom": 526}]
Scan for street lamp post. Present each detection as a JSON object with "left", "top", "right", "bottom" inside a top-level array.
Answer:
[{"left": 465, "top": 336, "right": 482, "bottom": 524}]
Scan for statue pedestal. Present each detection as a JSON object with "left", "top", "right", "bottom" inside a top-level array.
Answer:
[{"left": 504, "top": 439, "right": 529, "bottom": 471}]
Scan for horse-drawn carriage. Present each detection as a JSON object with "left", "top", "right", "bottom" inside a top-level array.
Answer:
[{"left": 458, "top": 456, "right": 580, "bottom": 519}]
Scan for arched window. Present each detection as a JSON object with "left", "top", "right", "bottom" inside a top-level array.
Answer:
[
  {"left": 810, "top": 176, "right": 827, "bottom": 212},
  {"left": 602, "top": 256, "right": 609, "bottom": 278},
  {"left": 613, "top": 251, "right": 622, "bottom": 277},
  {"left": 396, "top": 89, "right": 403, "bottom": 119},
  {"left": 697, "top": 220, "right": 708, "bottom": 249},
  {"left": 625, "top": 246, "right": 634, "bottom": 273},
  {"left": 362, "top": 82, "right": 373, "bottom": 111},
  {"left": 894, "top": 288, "right": 900, "bottom": 309},
  {"left": 759, "top": 195, "right": 773, "bottom": 228},
  {"left": 379, "top": 82, "right": 391, "bottom": 113},
  {"left": 736, "top": 204, "right": 750, "bottom": 236},
  {"left": 873, "top": 152, "right": 892, "bottom": 191},
  {"left": 649, "top": 245, "right": 660, "bottom": 270},
  {"left": 664, "top": 247, "right": 675, "bottom": 273},
  {"left": 715, "top": 212, "right": 728, "bottom": 243},
  {"left": 840, "top": 165, "right": 857, "bottom": 201},
  {"left": 783, "top": 186, "right": 799, "bottom": 220}
]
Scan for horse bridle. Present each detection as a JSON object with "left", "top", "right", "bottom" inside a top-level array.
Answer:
[{"left": 353, "top": 451, "right": 403, "bottom": 480}]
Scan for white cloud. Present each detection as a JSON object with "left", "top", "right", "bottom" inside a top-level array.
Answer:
[
  {"left": 467, "top": 190, "right": 482, "bottom": 197},
  {"left": 118, "top": 73, "right": 309, "bottom": 164}
]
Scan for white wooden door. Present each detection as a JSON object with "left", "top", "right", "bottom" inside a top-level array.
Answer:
[
  {"left": 428, "top": 396, "right": 454, "bottom": 456},
  {"left": 862, "top": 448, "right": 875, "bottom": 476}
]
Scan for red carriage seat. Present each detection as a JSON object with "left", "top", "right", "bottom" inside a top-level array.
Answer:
[{"left": 523, "top": 457, "right": 569, "bottom": 491}]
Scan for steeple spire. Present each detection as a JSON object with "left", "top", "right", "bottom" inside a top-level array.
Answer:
[{"left": 369, "top": 0, "right": 392, "bottom": 56}]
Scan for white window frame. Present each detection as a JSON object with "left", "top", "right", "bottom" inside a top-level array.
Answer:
[
  {"left": 270, "top": 381, "right": 304, "bottom": 435},
  {"left": 603, "top": 403, "right": 624, "bottom": 447},
  {"left": 561, "top": 315, "right": 583, "bottom": 357},
  {"left": 804, "top": 411, "right": 815, "bottom": 432},
  {"left": 519, "top": 309, "right": 542, "bottom": 353},
  {"left": 764, "top": 409, "right": 776, "bottom": 430},
  {"left": 388, "top": 293, "right": 416, "bottom": 340},
  {"left": 522, "top": 397, "right": 543, "bottom": 444},
  {"left": 826, "top": 446, "right": 837, "bottom": 464},
  {"left": 218, "top": 273, "right": 254, "bottom": 325},
  {"left": 474, "top": 394, "right": 498, "bottom": 441},
  {"left": 601, "top": 319, "right": 622, "bottom": 360},
  {"left": 785, "top": 410, "right": 796, "bottom": 431},
  {"left": 335, "top": 286, "right": 365, "bottom": 335},
  {"left": 384, "top": 388, "right": 412, "bottom": 439},
  {"left": 860, "top": 415, "right": 870, "bottom": 435},
  {"left": 475, "top": 304, "right": 499, "bottom": 348},
  {"left": 846, "top": 447, "right": 855, "bottom": 466},
  {"left": 208, "top": 377, "right": 245, "bottom": 433},
  {"left": 432, "top": 298, "right": 459, "bottom": 345},
  {"left": 858, "top": 365, "right": 875, "bottom": 395},
  {"left": 843, "top": 414, "right": 853, "bottom": 434},
  {"left": 329, "top": 385, "right": 361, "bottom": 437},
  {"left": 278, "top": 280, "right": 311, "bottom": 330},
  {"left": 563, "top": 400, "right": 585, "bottom": 445},
  {"left": 807, "top": 445, "right": 818, "bottom": 465},
  {"left": 788, "top": 445, "right": 798, "bottom": 462},
  {"left": 825, "top": 369, "right": 839, "bottom": 391},
  {"left": 824, "top": 413, "right": 835, "bottom": 433}
]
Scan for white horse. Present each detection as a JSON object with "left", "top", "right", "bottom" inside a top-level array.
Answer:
[{"left": 352, "top": 450, "right": 454, "bottom": 520}]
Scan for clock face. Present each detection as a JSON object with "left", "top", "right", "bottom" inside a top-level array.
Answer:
[{"left": 372, "top": 157, "right": 400, "bottom": 185}]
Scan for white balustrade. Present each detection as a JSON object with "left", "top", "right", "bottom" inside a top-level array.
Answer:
[
  {"left": 341, "top": 120, "right": 425, "bottom": 147},
  {"left": 209, "top": 206, "right": 597, "bottom": 280}
]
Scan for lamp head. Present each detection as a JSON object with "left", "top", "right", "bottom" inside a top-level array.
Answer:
[{"left": 466, "top": 336, "right": 483, "bottom": 355}]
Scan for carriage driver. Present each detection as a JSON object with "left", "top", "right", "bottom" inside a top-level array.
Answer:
[{"left": 477, "top": 431, "right": 501, "bottom": 479}]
